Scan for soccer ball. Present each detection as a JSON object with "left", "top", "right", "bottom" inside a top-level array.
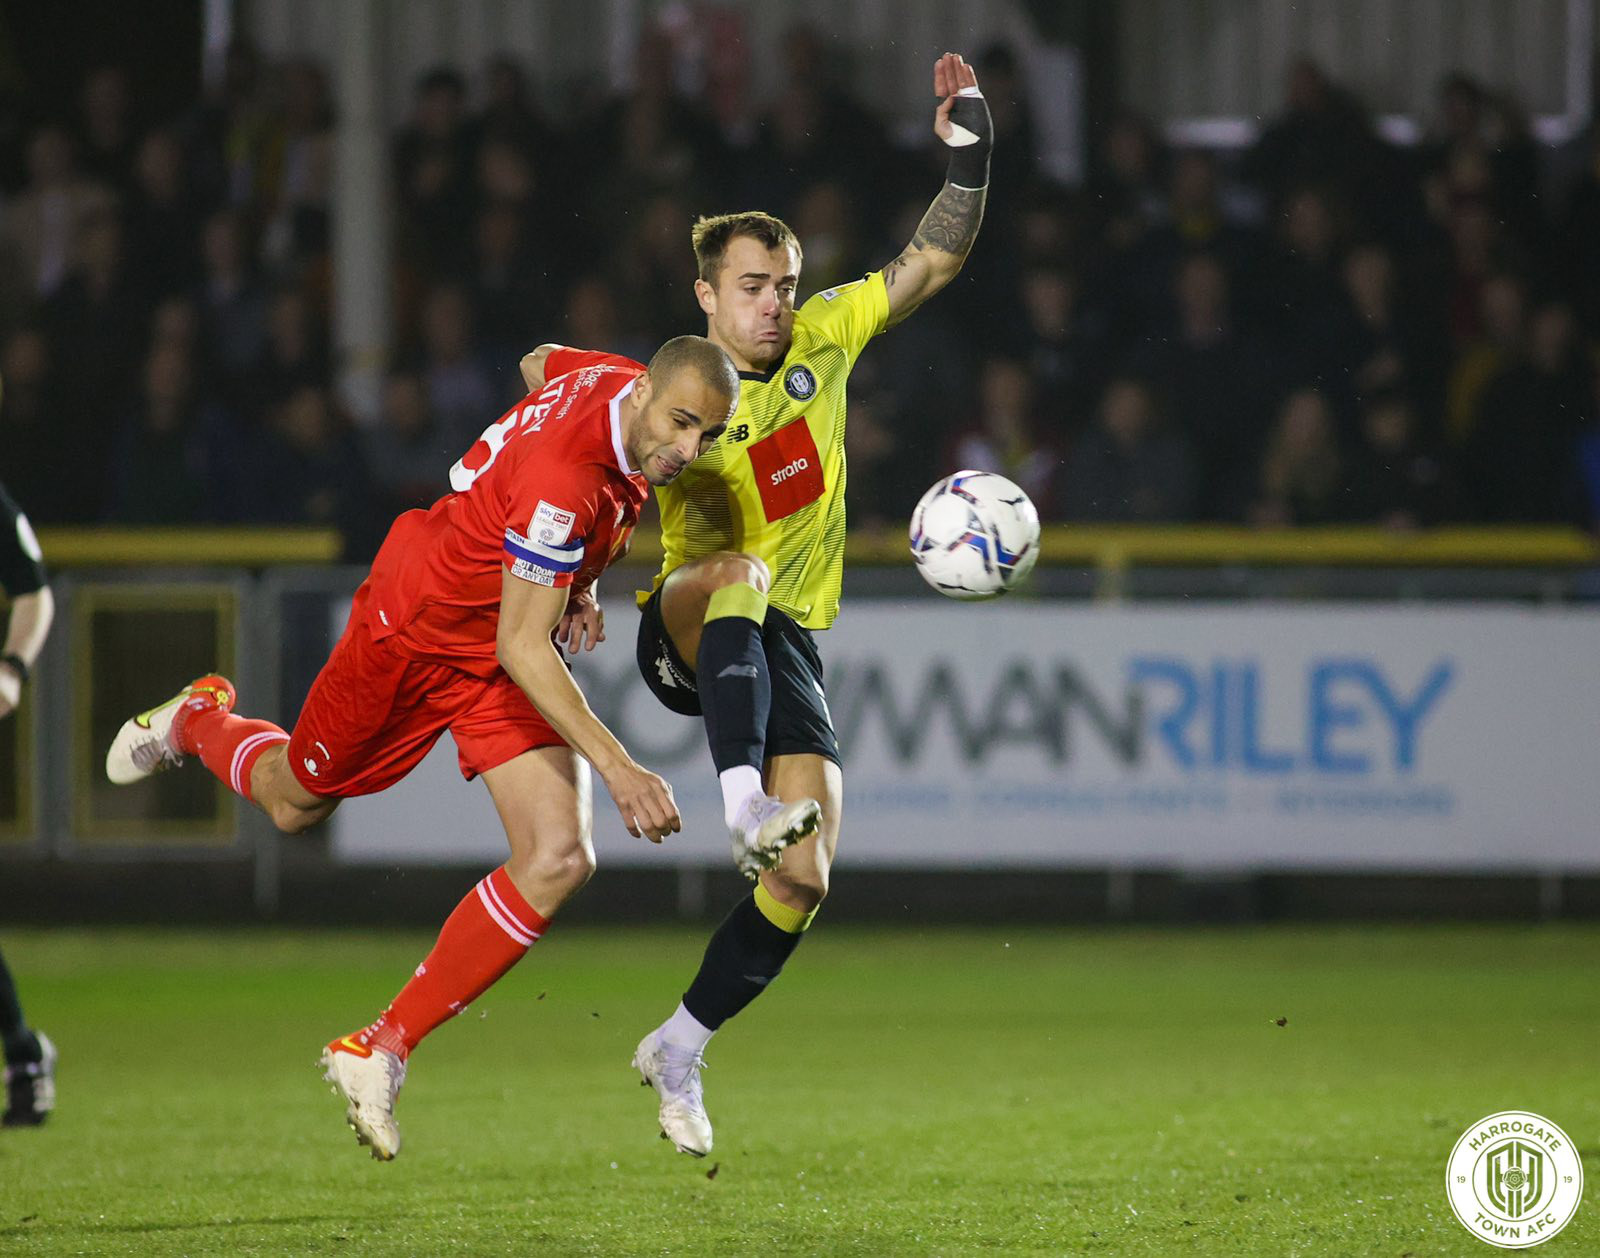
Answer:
[{"left": 908, "top": 470, "right": 1041, "bottom": 600}]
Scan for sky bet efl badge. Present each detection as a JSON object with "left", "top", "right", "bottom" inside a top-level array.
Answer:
[{"left": 1447, "top": 1111, "right": 1583, "bottom": 1248}]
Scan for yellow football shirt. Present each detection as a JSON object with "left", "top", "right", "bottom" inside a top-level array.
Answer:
[{"left": 643, "top": 271, "right": 890, "bottom": 630}]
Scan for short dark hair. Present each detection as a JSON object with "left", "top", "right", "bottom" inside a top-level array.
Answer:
[
  {"left": 647, "top": 335, "right": 739, "bottom": 405},
  {"left": 690, "top": 211, "right": 802, "bottom": 286}
]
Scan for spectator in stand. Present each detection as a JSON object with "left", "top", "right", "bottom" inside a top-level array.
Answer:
[
  {"left": 413, "top": 283, "right": 496, "bottom": 452},
  {"left": 1423, "top": 74, "right": 1541, "bottom": 254},
  {"left": 0, "top": 126, "right": 115, "bottom": 305},
  {"left": 147, "top": 297, "right": 212, "bottom": 426},
  {"left": 975, "top": 43, "right": 1038, "bottom": 198},
  {"left": 954, "top": 357, "right": 1061, "bottom": 516},
  {"left": 790, "top": 180, "right": 863, "bottom": 296},
  {"left": 1015, "top": 183, "right": 1077, "bottom": 263},
  {"left": 394, "top": 67, "right": 479, "bottom": 278},
  {"left": 149, "top": 296, "right": 201, "bottom": 360},
  {"left": 477, "top": 56, "right": 552, "bottom": 156},
  {"left": 869, "top": 196, "right": 976, "bottom": 462},
  {"left": 1559, "top": 129, "right": 1600, "bottom": 330},
  {"left": 467, "top": 202, "right": 546, "bottom": 364},
  {"left": 1243, "top": 57, "right": 1379, "bottom": 207},
  {"left": 258, "top": 58, "right": 334, "bottom": 278},
  {"left": 75, "top": 67, "right": 137, "bottom": 193},
  {"left": 365, "top": 370, "right": 448, "bottom": 522},
  {"left": 1343, "top": 393, "right": 1455, "bottom": 528},
  {"left": 186, "top": 38, "right": 273, "bottom": 214},
  {"left": 1441, "top": 192, "right": 1501, "bottom": 346},
  {"left": 1446, "top": 272, "right": 1527, "bottom": 444},
  {"left": 248, "top": 288, "right": 329, "bottom": 414},
  {"left": 1465, "top": 301, "right": 1590, "bottom": 522},
  {"left": 1127, "top": 252, "right": 1274, "bottom": 517},
  {"left": 739, "top": 21, "right": 890, "bottom": 210},
  {"left": 125, "top": 129, "right": 202, "bottom": 303},
  {"left": 1258, "top": 186, "right": 1349, "bottom": 384},
  {"left": 1019, "top": 263, "right": 1106, "bottom": 429},
  {"left": 1086, "top": 110, "right": 1167, "bottom": 255},
  {"left": 109, "top": 342, "right": 213, "bottom": 524},
  {"left": 476, "top": 136, "right": 536, "bottom": 220},
  {"left": 0, "top": 329, "right": 74, "bottom": 523},
  {"left": 195, "top": 209, "right": 268, "bottom": 380},
  {"left": 247, "top": 386, "right": 376, "bottom": 553},
  {"left": 41, "top": 208, "right": 145, "bottom": 482},
  {"left": 586, "top": 23, "right": 724, "bottom": 218},
  {"left": 1327, "top": 242, "right": 1445, "bottom": 429},
  {"left": 955, "top": 42, "right": 1040, "bottom": 327},
  {"left": 1061, "top": 377, "right": 1195, "bottom": 523},
  {"left": 470, "top": 136, "right": 567, "bottom": 311},
  {"left": 1120, "top": 149, "right": 1260, "bottom": 330},
  {"left": 560, "top": 273, "right": 652, "bottom": 367},
  {"left": 842, "top": 357, "right": 915, "bottom": 532},
  {"left": 612, "top": 191, "right": 699, "bottom": 351},
  {"left": 1250, "top": 388, "right": 1346, "bottom": 525}
]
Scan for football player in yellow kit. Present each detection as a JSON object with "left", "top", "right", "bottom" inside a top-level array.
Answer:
[
  {"left": 631, "top": 50, "right": 991, "bottom": 1154},
  {"left": 522, "top": 51, "right": 990, "bottom": 1155}
]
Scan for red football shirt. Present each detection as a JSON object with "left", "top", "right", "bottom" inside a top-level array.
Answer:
[{"left": 361, "top": 351, "right": 649, "bottom": 676}]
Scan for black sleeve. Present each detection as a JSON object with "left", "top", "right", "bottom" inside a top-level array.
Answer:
[{"left": 0, "top": 480, "right": 47, "bottom": 597}]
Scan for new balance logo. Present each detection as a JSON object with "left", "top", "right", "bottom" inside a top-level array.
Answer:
[{"left": 726, "top": 424, "right": 750, "bottom": 443}]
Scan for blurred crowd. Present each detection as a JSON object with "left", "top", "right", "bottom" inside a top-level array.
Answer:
[{"left": 3, "top": 29, "right": 1600, "bottom": 551}]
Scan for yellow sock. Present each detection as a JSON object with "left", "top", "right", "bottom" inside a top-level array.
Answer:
[
  {"left": 755, "top": 881, "right": 817, "bottom": 933},
  {"left": 705, "top": 582, "right": 768, "bottom": 625}
]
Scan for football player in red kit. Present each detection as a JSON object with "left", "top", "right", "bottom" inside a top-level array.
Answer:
[{"left": 106, "top": 335, "right": 740, "bottom": 1160}]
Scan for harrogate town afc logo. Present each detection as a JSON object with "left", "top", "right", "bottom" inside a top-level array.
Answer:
[
  {"left": 784, "top": 365, "right": 817, "bottom": 400},
  {"left": 1447, "top": 1110, "right": 1583, "bottom": 1248}
]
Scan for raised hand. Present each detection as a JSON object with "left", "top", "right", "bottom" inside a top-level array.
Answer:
[{"left": 933, "top": 51, "right": 982, "bottom": 145}]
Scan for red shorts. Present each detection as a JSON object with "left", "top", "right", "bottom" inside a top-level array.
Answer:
[{"left": 287, "top": 611, "right": 563, "bottom": 799}]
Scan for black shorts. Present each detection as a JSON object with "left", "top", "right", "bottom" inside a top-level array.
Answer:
[{"left": 636, "top": 587, "right": 840, "bottom": 766}]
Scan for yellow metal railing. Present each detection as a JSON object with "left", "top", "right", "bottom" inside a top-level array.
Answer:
[
  {"left": 38, "top": 527, "right": 344, "bottom": 567},
  {"left": 34, "top": 524, "right": 1600, "bottom": 571}
]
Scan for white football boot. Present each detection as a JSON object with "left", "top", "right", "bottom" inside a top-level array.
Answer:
[
  {"left": 633, "top": 1030, "right": 713, "bottom": 1157},
  {"left": 729, "top": 793, "right": 820, "bottom": 880},
  {"left": 320, "top": 1037, "right": 407, "bottom": 1161},
  {"left": 105, "top": 674, "right": 235, "bottom": 785},
  {"left": 2, "top": 1032, "right": 56, "bottom": 1126}
]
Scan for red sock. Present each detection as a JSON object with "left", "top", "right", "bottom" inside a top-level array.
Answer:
[
  {"left": 362, "top": 866, "right": 549, "bottom": 1058},
  {"left": 181, "top": 705, "right": 289, "bottom": 804}
]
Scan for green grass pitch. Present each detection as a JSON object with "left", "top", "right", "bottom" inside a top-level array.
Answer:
[{"left": 1, "top": 923, "right": 1596, "bottom": 1255}]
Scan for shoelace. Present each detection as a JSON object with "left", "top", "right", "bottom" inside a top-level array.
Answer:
[
  {"left": 734, "top": 793, "right": 785, "bottom": 833},
  {"left": 658, "top": 1046, "right": 709, "bottom": 1103}
]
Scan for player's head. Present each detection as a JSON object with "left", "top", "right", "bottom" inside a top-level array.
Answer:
[
  {"left": 691, "top": 211, "right": 802, "bottom": 372},
  {"left": 627, "top": 336, "right": 739, "bottom": 486}
]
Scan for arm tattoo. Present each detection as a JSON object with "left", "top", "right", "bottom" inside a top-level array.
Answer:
[
  {"left": 911, "top": 182, "right": 986, "bottom": 258},
  {"left": 883, "top": 253, "right": 911, "bottom": 288}
]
